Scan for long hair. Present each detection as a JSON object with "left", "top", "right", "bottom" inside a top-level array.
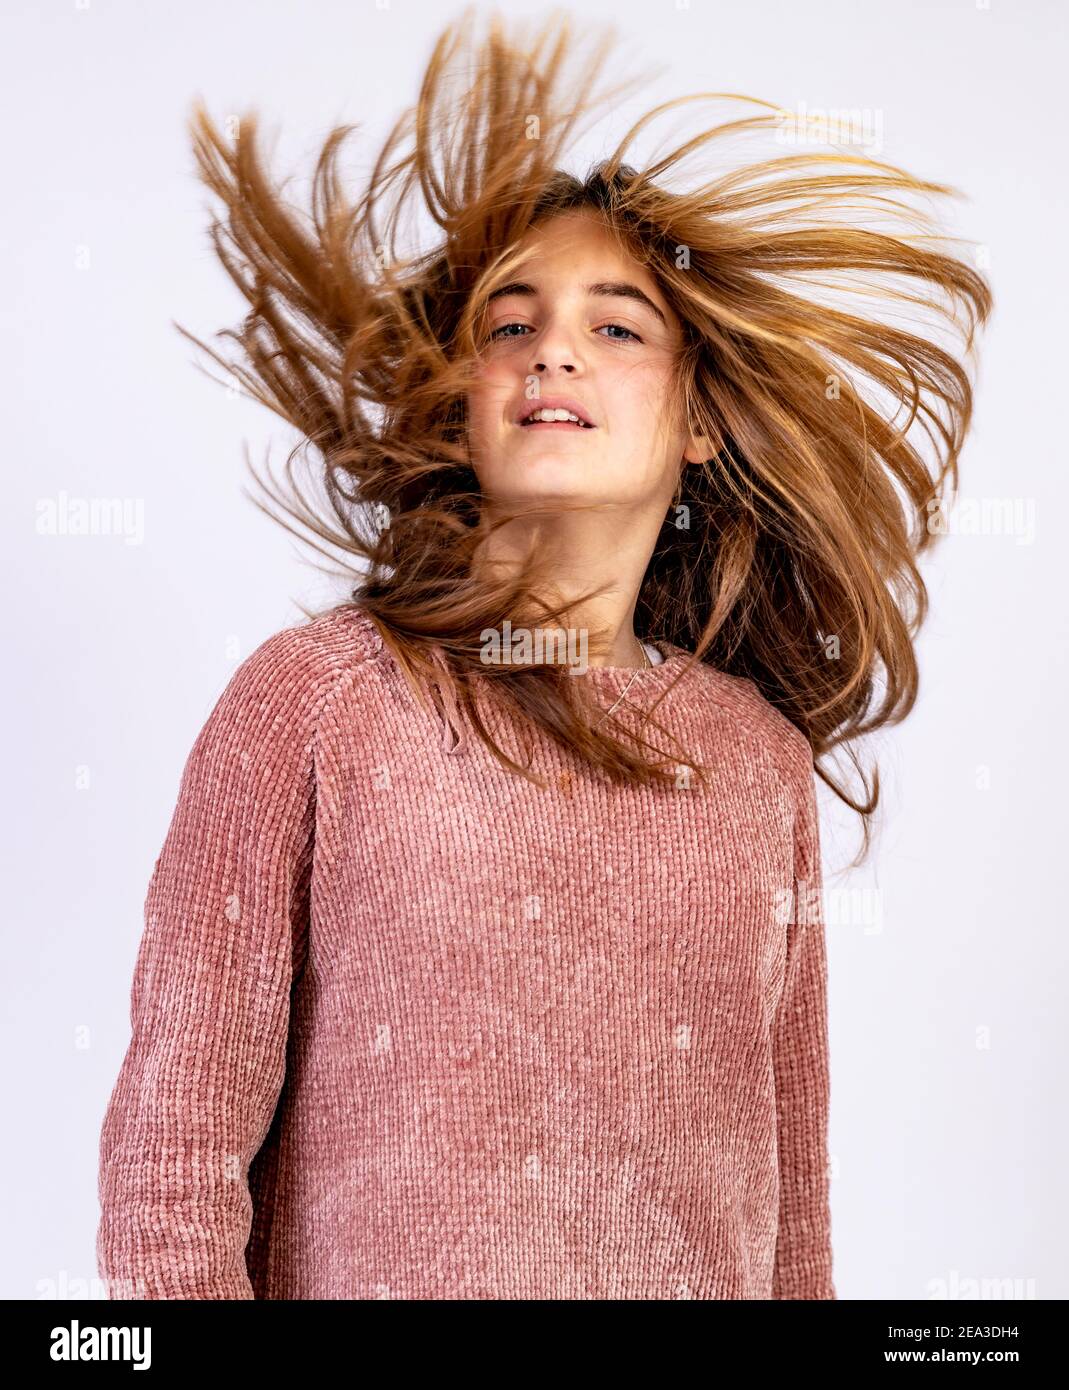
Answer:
[{"left": 178, "top": 6, "right": 992, "bottom": 861}]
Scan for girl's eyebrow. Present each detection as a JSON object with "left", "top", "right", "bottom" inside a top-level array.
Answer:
[{"left": 486, "top": 280, "right": 667, "bottom": 328}]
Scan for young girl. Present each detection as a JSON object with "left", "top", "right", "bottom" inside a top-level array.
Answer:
[{"left": 95, "top": 11, "right": 990, "bottom": 1300}]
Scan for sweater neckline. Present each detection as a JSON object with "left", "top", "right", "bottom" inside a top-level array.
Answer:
[{"left": 574, "top": 639, "right": 697, "bottom": 690}]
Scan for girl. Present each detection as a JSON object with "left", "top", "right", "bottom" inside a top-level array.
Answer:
[{"left": 96, "top": 10, "right": 990, "bottom": 1300}]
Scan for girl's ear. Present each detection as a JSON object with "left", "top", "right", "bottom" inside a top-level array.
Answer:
[{"left": 682, "top": 432, "right": 716, "bottom": 465}]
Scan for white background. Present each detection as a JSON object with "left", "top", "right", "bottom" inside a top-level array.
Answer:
[{"left": 3, "top": 0, "right": 1065, "bottom": 1300}]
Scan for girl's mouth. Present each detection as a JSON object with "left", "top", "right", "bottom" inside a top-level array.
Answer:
[{"left": 519, "top": 420, "right": 594, "bottom": 430}]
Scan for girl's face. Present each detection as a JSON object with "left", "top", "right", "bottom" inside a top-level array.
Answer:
[{"left": 466, "top": 210, "right": 700, "bottom": 512}]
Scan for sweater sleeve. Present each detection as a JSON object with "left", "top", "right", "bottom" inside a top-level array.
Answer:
[
  {"left": 96, "top": 628, "right": 328, "bottom": 1300},
  {"left": 770, "top": 757, "right": 836, "bottom": 1299}
]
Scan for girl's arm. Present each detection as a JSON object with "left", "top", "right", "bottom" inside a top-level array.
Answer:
[
  {"left": 95, "top": 629, "right": 323, "bottom": 1300},
  {"left": 771, "top": 760, "right": 836, "bottom": 1299}
]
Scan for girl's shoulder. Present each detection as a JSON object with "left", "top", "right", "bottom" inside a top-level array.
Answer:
[
  {"left": 281, "top": 599, "right": 386, "bottom": 663},
  {"left": 189, "top": 601, "right": 388, "bottom": 764},
  {"left": 239, "top": 600, "right": 386, "bottom": 689},
  {"left": 674, "top": 652, "right": 815, "bottom": 792}
]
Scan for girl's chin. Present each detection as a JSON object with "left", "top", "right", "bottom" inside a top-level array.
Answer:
[
  {"left": 484, "top": 482, "right": 617, "bottom": 505},
  {"left": 482, "top": 464, "right": 612, "bottom": 491}
]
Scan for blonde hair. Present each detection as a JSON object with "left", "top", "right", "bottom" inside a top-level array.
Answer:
[{"left": 179, "top": 6, "right": 992, "bottom": 860}]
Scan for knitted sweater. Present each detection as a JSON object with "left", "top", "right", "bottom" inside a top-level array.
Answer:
[{"left": 96, "top": 603, "right": 835, "bottom": 1301}]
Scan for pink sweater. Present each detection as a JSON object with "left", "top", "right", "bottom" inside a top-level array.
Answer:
[{"left": 96, "top": 603, "right": 835, "bottom": 1300}]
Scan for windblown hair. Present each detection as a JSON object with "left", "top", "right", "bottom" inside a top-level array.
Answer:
[{"left": 180, "top": 5, "right": 991, "bottom": 860}]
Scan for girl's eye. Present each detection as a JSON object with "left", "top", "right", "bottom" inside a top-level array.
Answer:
[
  {"left": 488, "top": 322, "right": 642, "bottom": 343},
  {"left": 596, "top": 323, "right": 641, "bottom": 342}
]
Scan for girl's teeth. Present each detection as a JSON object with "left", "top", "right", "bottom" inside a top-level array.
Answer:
[{"left": 527, "top": 409, "right": 585, "bottom": 424}]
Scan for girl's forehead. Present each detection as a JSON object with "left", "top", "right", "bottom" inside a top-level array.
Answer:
[
  {"left": 504, "top": 221, "right": 667, "bottom": 309},
  {"left": 517, "top": 211, "right": 635, "bottom": 266}
]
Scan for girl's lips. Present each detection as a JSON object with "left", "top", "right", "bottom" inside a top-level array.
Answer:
[{"left": 517, "top": 421, "right": 595, "bottom": 431}]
